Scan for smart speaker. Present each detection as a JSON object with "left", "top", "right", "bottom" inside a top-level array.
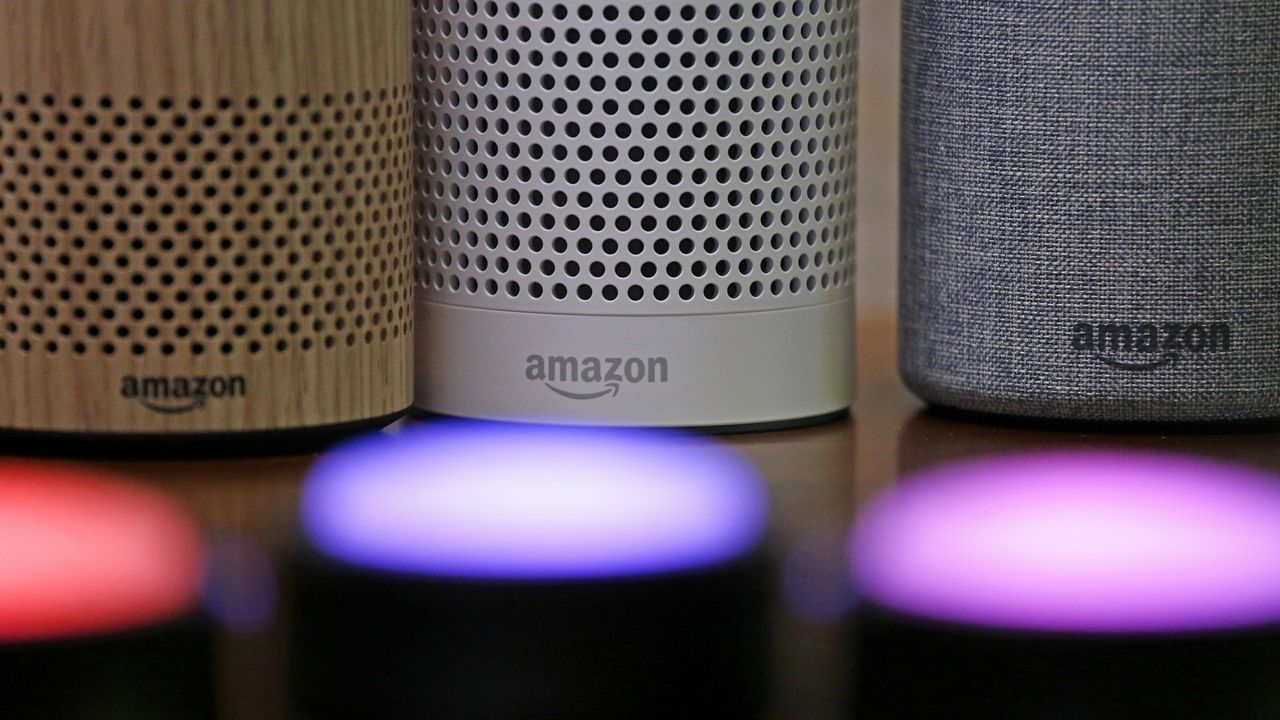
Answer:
[
  {"left": 899, "top": 1, "right": 1280, "bottom": 423},
  {"left": 0, "top": 0, "right": 413, "bottom": 451},
  {"left": 851, "top": 452, "right": 1280, "bottom": 720},
  {"left": 0, "top": 462, "right": 214, "bottom": 719},
  {"left": 412, "top": 0, "right": 858, "bottom": 430},
  {"left": 289, "top": 422, "right": 771, "bottom": 720}
]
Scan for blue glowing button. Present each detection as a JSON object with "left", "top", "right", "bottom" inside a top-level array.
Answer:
[
  {"left": 852, "top": 451, "right": 1280, "bottom": 634},
  {"left": 302, "top": 422, "right": 769, "bottom": 580},
  {"left": 291, "top": 423, "right": 773, "bottom": 720}
]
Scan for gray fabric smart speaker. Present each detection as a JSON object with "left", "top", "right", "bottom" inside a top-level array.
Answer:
[{"left": 899, "top": 0, "right": 1280, "bottom": 423}]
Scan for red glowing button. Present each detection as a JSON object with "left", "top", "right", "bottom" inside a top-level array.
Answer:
[{"left": 0, "top": 463, "right": 205, "bottom": 643}]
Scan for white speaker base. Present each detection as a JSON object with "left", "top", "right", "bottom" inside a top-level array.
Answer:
[{"left": 415, "top": 300, "right": 855, "bottom": 430}]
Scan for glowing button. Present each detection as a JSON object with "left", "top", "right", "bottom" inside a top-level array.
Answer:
[
  {"left": 303, "top": 423, "right": 768, "bottom": 580},
  {"left": 852, "top": 451, "right": 1280, "bottom": 634},
  {"left": 0, "top": 463, "right": 205, "bottom": 643}
]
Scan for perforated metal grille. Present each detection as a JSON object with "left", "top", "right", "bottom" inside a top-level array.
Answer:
[
  {"left": 0, "top": 90, "right": 414, "bottom": 357},
  {"left": 413, "top": 0, "right": 857, "bottom": 314}
]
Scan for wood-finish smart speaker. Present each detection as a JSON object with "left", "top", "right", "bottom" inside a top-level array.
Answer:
[
  {"left": 412, "top": 0, "right": 858, "bottom": 431},
  {"left": 899, "top": 1, "right": 1280, "bottom": 424},
  {"left": 0, "top": 1, "right": 414, "bottom": 450}
]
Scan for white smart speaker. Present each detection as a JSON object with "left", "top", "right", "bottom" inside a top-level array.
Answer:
[{"left": 412, "top": 0, "right": 858, "bottom": 431}]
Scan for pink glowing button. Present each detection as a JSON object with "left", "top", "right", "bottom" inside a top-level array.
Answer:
[
  {"left": 852, "top": 451, "right": 1280, "bottom": 634},
  {"left": 0, "top": 463, "right": 205, "bottom": 643}
]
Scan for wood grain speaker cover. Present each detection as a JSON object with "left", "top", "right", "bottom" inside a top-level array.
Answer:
[{"left": 0, "top": 0, "right": 414, "bottom": 448}]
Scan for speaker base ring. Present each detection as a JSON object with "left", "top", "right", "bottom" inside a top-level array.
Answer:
[
  {"left": 915, "top": 403, "right": 1280, "bottom": 436},
  {"left": 0, "top": 410, "right": 409, "bottom": 460},
  {"left": 414, "top": 300, "right": 855, "bottom": 430},
  {"left": 903, "top": 366, "right": 1280, "bottom": 427},
  {"left": 408, "top": 407, "right": 851, "bottom": 436}
]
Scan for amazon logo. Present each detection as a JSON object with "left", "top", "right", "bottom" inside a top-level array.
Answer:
[
  {"left": 1071, "top": 322, "right": 1231, "bottom": 372},
  {"left": 120, "top": 374, "right": 247, "bottom": 414},
  {"left": 525, "top": 354, "right": 669, "bottom": 401}
]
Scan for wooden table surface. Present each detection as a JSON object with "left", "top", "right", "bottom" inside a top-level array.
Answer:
[{"left": 43, "top": 312, "right": 1280, "bottom": 720}]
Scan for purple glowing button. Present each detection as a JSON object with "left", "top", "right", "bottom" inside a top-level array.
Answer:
[
  {"left": 852, "top": 451, "right": 1280, "bottom": 634},
  {"left": 302, "top": 423, "right": 768, "bottom": 580}
]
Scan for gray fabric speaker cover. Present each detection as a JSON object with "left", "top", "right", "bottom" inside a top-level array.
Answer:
[{"left": 899, "top": 0, "right": 1280, "bottom": 422}]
